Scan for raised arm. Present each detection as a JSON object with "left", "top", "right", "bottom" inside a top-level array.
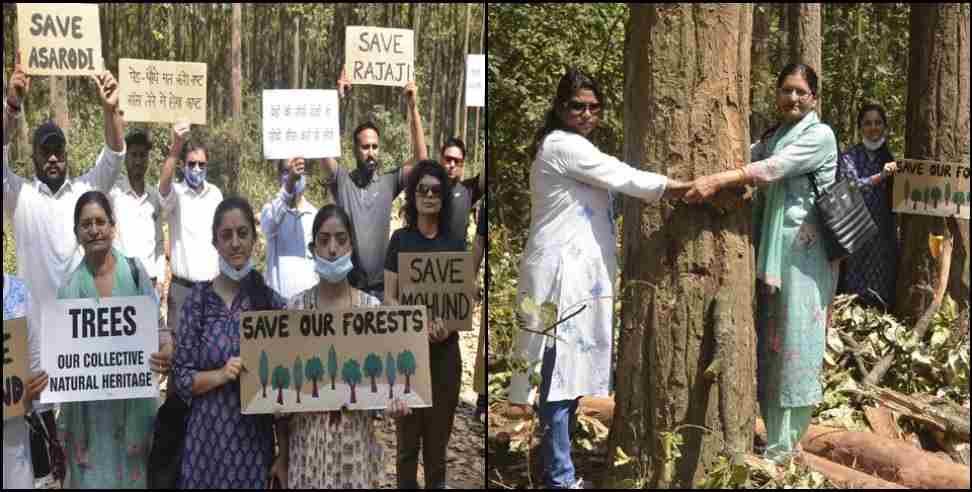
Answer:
[
  {"left": 91, "top": 70, "right": 124, "bottom": 153},
  {"left": 403, "top": 80, "right": 428, "bottom": 170},
  {"left": 560, "top": 135, "right": 684, "bottom": 202},
  {"left": 160, "top": 121, "right": 190, "bottom": 199}
]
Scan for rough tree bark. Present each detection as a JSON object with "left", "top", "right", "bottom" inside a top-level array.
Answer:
[
  {"left": 751, "top": 4, "right": 774, "bottom": 141},
  {"left": 896, "top": 3, "right": 970, "bottom": 322},
  {"left": 607, "top": 4, "right": 755, "bottom": 488},
  {"left": 787, "top": 3, "right": 823, "bottom": 118}
]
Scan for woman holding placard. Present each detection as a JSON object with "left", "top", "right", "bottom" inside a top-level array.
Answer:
[
  {"left": 836, "top": 104, "right": 900, "bottom": 310},
  {"left": 3, "top": 234, "right": 59, "bottom": 489},
  {"left": 383, "top": 160, "right": 466, "bottom": 489},
  {"left": 55, "top": 191, "right": 172, "bottom": 489},
  {"left": 171, "top": 197, "right": 287, "bottom": 489},
  {"left": 269, "top": 204, "right": 411, "bottom": 489}
]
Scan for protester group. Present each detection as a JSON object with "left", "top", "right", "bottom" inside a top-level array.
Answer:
[{"left": 3, "top": 46, "right": 487, "bottom": 490}]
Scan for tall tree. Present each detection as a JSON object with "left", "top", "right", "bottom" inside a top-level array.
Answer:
[
  {"left": 50, "top": 77, "right": 69, "bottom": 133},
  {"left": 787, "top": 4, "right": 823, "bottom": 117},
  {"left": 751, "top": 4, "right": 774, "bottom": 141},
  {"left": 231, "top": 3, "right": 242, "bottom": 117},
  {"left": 608, "top": 4, "right": 755, "bottom": 488},
  {"left": 897, "top": 3, "right": 971, "bottom": 321}
]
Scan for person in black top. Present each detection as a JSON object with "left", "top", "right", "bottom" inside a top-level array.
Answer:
[{"left": 384, "top": 160, "right": 466, "bottom": 490}]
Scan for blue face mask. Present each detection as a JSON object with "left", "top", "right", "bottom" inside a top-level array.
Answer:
[
  {"left": 219, "top": 256, "right": 253, "bottom": 282},
  {"left": 185, "top": 166, "right": 207, "bottom": 189},
  {"left": 314, "top": 253, "right": 353, "bottom": 284}
]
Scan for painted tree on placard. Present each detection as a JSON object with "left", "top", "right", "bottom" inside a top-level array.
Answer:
[
  {"left": 327, "top": 345, "right": 338, "bottom": 390},
  {"left": 904, "top": 180, "right": 912, "bottom": 207},
  {"left": 385, "top": 352, "right": 397, "bottom": 399},
  {"left": 342, "top": 359, "right": 363, "bottom": 404},
  {"left": 363, "top": 353, "right": 383, "bottom": 393},
  {"left": 945, "top": 182, "right": 952, "bottom": 207},
  {"left": 397, "top": 350, "right": 417, "bottom": 394},
  {"left": 955, "top": 192, "right": 968, "bottom": 215},
  {"left": 259, "top": 350, "right": 270, "bottom": 398},
  {"left": 293, "top": 357, "right": 304, "bottom": 404},
  {"left": 272, "top": 366, "right": 290, "bottom": 405},
  {"left": 930, "top": 186, "right": 943, "bottom": 209},
  {"left": 305, "top": 356, "right": 324, "bottom": 398},
  {"left": 912, "top": 188, "right": 924, "bottom": 210},
  {"left": 924, "top": 188, "right": 932, "bottom": 210}
]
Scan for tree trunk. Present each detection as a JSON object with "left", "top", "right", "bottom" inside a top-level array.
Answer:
[
  {"left": 232, "top": 4, "right": 242, "bottom": 117},
  {"left": 459, "top": 3, "right": 472, "bottom": 143},
  {"left": 50, "top": 77, "right": 70, "bottom": 132},
  {"left": 751, "top": 4, "right": 773, "bottom": 141},
  {"left": 787, "top": 3, "right": 823, "bottom": 118},
  {"left": 608, "top": 5, "right": 755, "bottom": 488},
  {"left": 897, "top": 4, "right": 970, "bottom": 322},
  {"left": 292, "top": 13, "right": 301, "bottom": 89}
]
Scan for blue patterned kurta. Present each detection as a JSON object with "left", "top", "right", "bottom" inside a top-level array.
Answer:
[
  {"left": 749, "top": 115, "right": 840, "bottom": 409},
  {"left": 836, "top": 143, "right": 898, "bottom": 310},
  {"left": 173, "top": 281, "right": 286, "bottom": 489}
]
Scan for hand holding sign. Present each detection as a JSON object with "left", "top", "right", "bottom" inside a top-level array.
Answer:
[
  {"left": 25, "top": 371, "right": 50, "bottom": 402},
  {"left": 223, "top": 356, "right": 244, "bottom": 384},
  {"left": 882, "top": 161, "right": 899, "bottom": 179},
  {"left": 7, "top": 51, "right": 32, "bottom": 107},
  {"left": 91, "top": 69, "right": 119, "bottom": 112},
  {"left": 404, "top": 80, "right": 418, "bottom": 109},
  {"left": 337, "top": 69, "right": 352, "bottom": 99},
  {"left": 386, "top": 398, "right": 412, "bottom": 419}
]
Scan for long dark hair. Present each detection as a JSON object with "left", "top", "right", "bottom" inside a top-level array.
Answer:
[
  {"left": 857, "top": 103, "right": 888, "bottom": 130},
  {"left": 530, "top": 67, "right": 605, "bottom": 159},
  {"left": 404, "top": 160, "right": 454, "bottom": 239},
  {"left": 73, "top": 191, "right": 116, "bottom": 238},
  {"left": 211, "top": 197, "right": 274, "bottom": 311},
  {"left": 309, "top": 205, "right": 368, "bottom": 290},
  {"left": 761, "top": 63, "right": 821, "bottom": 141}
]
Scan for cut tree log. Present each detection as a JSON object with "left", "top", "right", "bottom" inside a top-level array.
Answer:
[
  {"left": 755, "top": 419, "right": 971, "bottom": 489},
  {"left": 865, "top": 232, "right": 953, "bottom": 386},
  {"left": 864, "top": 406, "right": 904, "bottom": 441},
  {"left": 796, "top": 452, "right": 908, "bottom": 489}
]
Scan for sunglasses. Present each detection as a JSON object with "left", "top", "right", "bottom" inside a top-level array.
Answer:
[
  {"left": 186, "top": 161, "right": 208, "bottom": 169},
  {"left": 417, "top": 184, "right": 442, "bottom": 197},
  {"left": 566, "top": 100, "right": 602, "bottom": 115}
]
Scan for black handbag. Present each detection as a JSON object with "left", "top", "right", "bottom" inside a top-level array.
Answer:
[
  {"left": 26, "top": 412, "right": 52, "bottom": 479},
  {"left": 807, "top": 170, "right": 879, "bottom": 261},
  {"left": 148, "top": 392, "right": 189, "bottom": 489}
]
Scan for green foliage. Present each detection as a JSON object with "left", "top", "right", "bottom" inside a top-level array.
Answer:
[
  {"left": 930, "top": 186, "right": 943, "bottom": 209},
  {"left": 385, "top": 352, "right": 397, "bottom": 398},
  {"left": 305, "top": 356, "right": 323, "bottom": 397},
  {"left": 327, "top": 345, "right": 338, "bottom": 388},
  {"left": 259, "top": 350, "right": 270, "bottom": 396},
  {"left": 397, "top": 350, "right": 416, "bottom": 376},
  {"left": 342, "top": 358, "right": 362, "bottom": 386},
  {"left": 271, "top": 365, "right": 291, "bottom": 404}
]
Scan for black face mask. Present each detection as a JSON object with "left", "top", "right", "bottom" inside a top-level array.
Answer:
[{"left": 352, "top": 157, "right": 380, "bottom": 188}]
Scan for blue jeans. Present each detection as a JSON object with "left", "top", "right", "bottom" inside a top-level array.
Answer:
[{"left": 538, "top": 345, "right": 580, "bottom": 489}]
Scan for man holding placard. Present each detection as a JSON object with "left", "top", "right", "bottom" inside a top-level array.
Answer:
[
  {"left": 159, "top": 121, "right": 223, "bottom": 338},
  {"left": 3, "top": 50, "right": 127, "bottom": 346},
  {"left": 321, "top": 70, "right": 428, "bottom": 302},
  {"left": 260, "top": 157, "right": 319, "bottom": 300}
]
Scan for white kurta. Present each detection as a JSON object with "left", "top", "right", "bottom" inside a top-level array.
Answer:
[{"left": 508, "top": 130, "right": 668, "bottom": 405}]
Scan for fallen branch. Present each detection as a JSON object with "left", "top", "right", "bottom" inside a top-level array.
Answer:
[
  {"left": 796, "top": 452, "right": 907, "bottom": 489},
  {"left": 851, "top": 382, "right": 970, "bottom": 443},
  {"left": 864, "top": 232, "right": 953, "bottom": 386}
]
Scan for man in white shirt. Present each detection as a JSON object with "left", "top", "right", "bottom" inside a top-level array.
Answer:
[
  {"left": 159, "top": 121, "right": 223, "bottom": 337},
  {"left": 260, "top": 157, "right": 318, "bottom": 300},
  {"left": 3, "top": 52, "right": 126, "bottom": 329},
  {"left": 109, "top": 128, "right": 165, "bottom": 294}
]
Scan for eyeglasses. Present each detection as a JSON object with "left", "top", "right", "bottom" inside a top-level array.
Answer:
[
  {"left": 38, "top": 148, "right": 66, "bottom": 162},
  {"left": 566, "top": 100, "right": 602, "bottom": 115},
  {"left": 186, "top": 161, "right": 208, "bottom": 170},
  {"left": 78, "top": 217, "right": 111, "bottom": 231},
  {"left": 443, "top": 156, "right": 465, "bottom": 166},
  {"left": 417, "top": 184, "right": 442, "bottom": 197},
  {"left": 777, "top": 87, "right": 813, "bottom": 101}
]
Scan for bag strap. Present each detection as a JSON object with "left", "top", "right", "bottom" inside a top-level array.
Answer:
[
  {"left": 807, "top": 170, "right": 821, "bottom": 201},
  {"left": 127, "top": 257, "right": 141, "bottom": 291}
]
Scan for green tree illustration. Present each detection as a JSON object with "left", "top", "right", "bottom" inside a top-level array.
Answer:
[
  {"left": 911, "top": 188, "right": 923, "bottom": 210},
  {"left": 364, "top": 353, "right": 383, "bottom": 394},
  {"left": 944, "top": 182, "right": 952, "bottom": 206},
  {"left": 271, "top": 366, "right": 290, "bottom": 405},
  {"left": 397, "top": 350, "right": 417, "bottom": 395},
  {"left": 904, "top": 180, "right": 911, "bottom": 207},
  {"left": 955, "top": 191, "right": 968, "bottom": 215},
  {"left": 930, "top": 186, "right": 943, "bottom": 209},
  {"left": 293, "top": 357, "right": 304, "bottom": 404},
  {"left": 305, "top": 356, "right": 324, "bottom": 398},
  {"left": 259, "top": 351, "right": 270, "bottom": 398},
  {"left": 385, "top": 352, "right": 397, "bottom": 400},
  {"left": 342, "top": 359, "right": 363, "bottom": 404},
  {"left": 924, "top": 188, "right": 932, "bottom": 210},
  {"left": 327, "top": 345, "right": 338, "bottom": 390}
]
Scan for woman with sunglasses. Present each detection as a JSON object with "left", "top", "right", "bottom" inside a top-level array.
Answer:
[
  {"left": 383, "top": 160, "right": 466, "bottom": 489},
  {"left": 508, "top": 67, "right": 690, "bottom": 490},
  {"left": 685, "top": 64, "right": 839, "bottom": 464},
  {"left": 55, "top": 191, "right": 173, "bottom": 489}
]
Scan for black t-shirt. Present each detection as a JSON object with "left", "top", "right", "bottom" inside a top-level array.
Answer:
[{"left": 384, "top": 227, "right": 467, "bottom": 274}]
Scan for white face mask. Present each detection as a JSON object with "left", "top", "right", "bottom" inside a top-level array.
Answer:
[
  {"left": 862, "top": 136, "right": 886, "bottom": 152},
  {"left": 314, "top": 253, "right": 354, "bottom": 284},
  {"left": 219, "top": 256, "right": 254, "bottom": 282}
]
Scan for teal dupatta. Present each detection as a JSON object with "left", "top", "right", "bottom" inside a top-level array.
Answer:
[{"left": 754, "top": 111, "right": 825, "bottom": 290}]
